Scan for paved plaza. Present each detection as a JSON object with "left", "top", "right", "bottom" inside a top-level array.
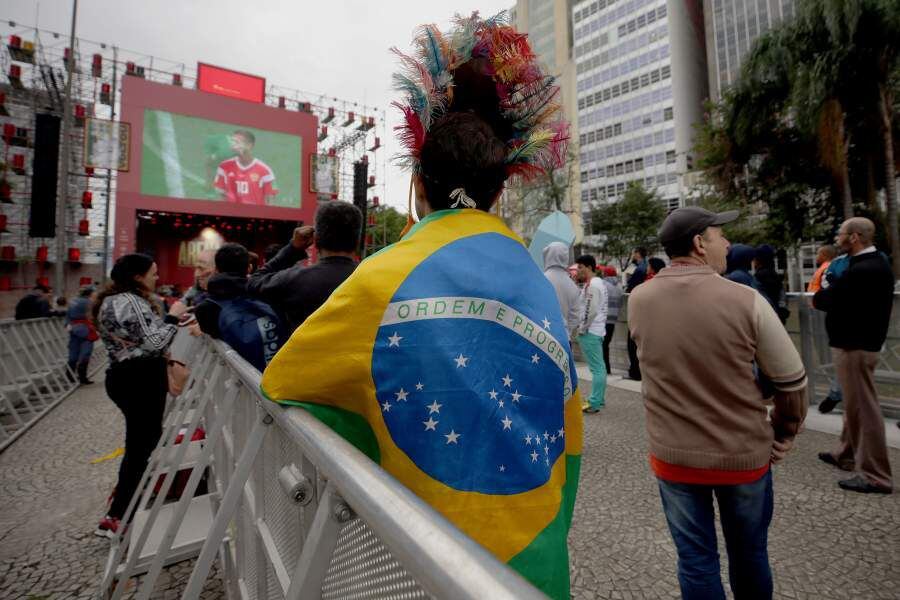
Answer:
[{"left": 1, "top": 373, "right": 898, "bottom": 599}]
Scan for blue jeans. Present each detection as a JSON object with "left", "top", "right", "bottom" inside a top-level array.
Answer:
[{"left": 657, "top": 470, "right": 774, "bottom": 600}]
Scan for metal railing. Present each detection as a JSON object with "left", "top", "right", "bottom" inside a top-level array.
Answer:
[
  {"left": 102, "top": 335, "right": 545, "bottom": 599},
  {"left": 0, "top": 317, "right": 106, "bottom": 452},
  {"left": 601, "top": 293, "right": 900, "bottom": 418}
]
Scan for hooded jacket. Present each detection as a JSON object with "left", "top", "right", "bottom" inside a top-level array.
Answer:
[
  {"left": 542, "top": 242, "right": 581, "bottom": 337},
  {"left": 725, "top": 244, "right": 759, "bottom": 290}
]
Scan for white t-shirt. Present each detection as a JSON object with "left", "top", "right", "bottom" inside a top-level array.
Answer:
[{"left": 579, "top": 277, "right": 609, "bottom": 337}]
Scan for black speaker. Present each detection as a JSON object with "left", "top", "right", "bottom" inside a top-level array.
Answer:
[
  {"left": 352, "top": 160, "right": 368, "bottom": 253},
  {"left": 29, "top": 113, "right": 61, "bottom": 238}
]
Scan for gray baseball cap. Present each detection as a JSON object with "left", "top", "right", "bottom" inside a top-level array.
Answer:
[{"left": 658, "top": 207, "right": 739, "bottom": 244}]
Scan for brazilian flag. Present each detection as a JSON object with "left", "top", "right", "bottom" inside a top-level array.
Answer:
[{"left": 261, "top": 209, "right": 583, "bottom": 598}]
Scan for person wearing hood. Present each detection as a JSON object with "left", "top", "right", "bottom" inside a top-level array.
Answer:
[
  {"left": 194, "top": 243, "right": 286, "bottom": 371},
  {"left": 543, "top": 241, "right": 581, "bottom": 339},
  {"left": 725, "top": 244, "right": 760, "bottom": 290},
  {"left": 754, "top": 244, "right": 789, "bottom": 323}
]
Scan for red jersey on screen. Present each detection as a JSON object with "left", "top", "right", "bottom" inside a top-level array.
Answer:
[{"left": 214, "top": 158, "right": 277, "bottom": 205}]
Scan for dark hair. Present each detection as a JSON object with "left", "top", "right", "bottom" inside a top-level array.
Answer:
[
  {"left": 419, "top": 112, "right": 507, "bottom": 211},
  {"left": 234, "top": 129, "right": 255, "bottom": 145},
  {"left": 648, "top": 257, "right": 666, "bottom": 273},
  {"left": 633, "top": 247, "right": 648, "bottom": 258},
  {"left": 215, "top": 243, "right": 250, "bottom": 275},
  {"left": 93, "top": 253, "right": 158, "bottom": 320},
  {"left": 315, "top": 201, "right": 362, "bottom": 253},
  {"left": 575, "top": 254, "right": 597, "bottom": 271},
  {"left": 755, "top": 244, "right": 776, "bottom": 268},
  {"left": 248, "top": 251, "right": 260, "bottom": 273},
  {"left": 264, "top": 243, "right": 281, "bottom": 262},
  {"left": 663, "top": 234, "right": 697, "bottom": 259}
]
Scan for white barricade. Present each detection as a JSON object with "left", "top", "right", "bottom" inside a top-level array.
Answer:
[
  {"left": 100, "top": 335, "right": 546, "bottom": 600},
  {"left": 0, "top": 317, "right": 106, "bottom": 452}
]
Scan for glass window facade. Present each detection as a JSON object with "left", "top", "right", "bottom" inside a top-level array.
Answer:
[
  {"left": 707, "top": 0, "right": 795, "bottom": 100},
  {"left": 573, "top": 0, "right": 679, "bottom": 224}
]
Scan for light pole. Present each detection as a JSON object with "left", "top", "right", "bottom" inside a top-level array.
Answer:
[{"left": 54, "top": 0, "right": 79, "bottom": 295}]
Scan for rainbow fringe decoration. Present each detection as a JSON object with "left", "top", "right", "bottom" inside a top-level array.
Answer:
[{"left": 391, "top": 12, "right": 569, "bottom": 181}]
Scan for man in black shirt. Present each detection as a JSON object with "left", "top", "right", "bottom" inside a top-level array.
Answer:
[
  {"left": 248, "top": 201, "right": 362, "bottom": 334},
  {"left": 814, "top": 217, "right": 894, "bottom": 494},
  {"left": 15, "top": 283, "right": 53, "bottom": 320}
]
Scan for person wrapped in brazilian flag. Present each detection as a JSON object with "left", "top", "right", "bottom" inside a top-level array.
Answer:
[{"left": 261, "top": 12, "right": 581, "bottom": 598}]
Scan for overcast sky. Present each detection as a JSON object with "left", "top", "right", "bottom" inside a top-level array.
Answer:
[{"left": 4, "top": 0, "right": 513, "bottom": 212}]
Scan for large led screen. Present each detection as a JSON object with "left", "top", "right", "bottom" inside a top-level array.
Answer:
[{"left": 140, "top": 109, "right": 302, "bottom": 208}]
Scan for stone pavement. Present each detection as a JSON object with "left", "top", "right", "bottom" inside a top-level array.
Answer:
[
  {"left": 0, "top": 378, "right": 222, "bottom": 599},
  {"left": 1, "top": 372, "right": 898, "bottom": 599},
  {"left": 570, "top": 381, "right": 900, "bottom": 600}
]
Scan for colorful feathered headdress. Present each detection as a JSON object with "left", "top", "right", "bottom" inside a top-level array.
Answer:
[{"left": 391, "top": 12, "right": 569, "bottom": 181}]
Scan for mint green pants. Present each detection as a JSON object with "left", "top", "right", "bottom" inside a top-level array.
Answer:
[{"left": 578, "top": 332, "right": 606, "bottom": 408}]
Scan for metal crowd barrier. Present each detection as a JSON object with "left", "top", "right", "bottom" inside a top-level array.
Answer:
[
  {"left": 601, "top": 292, "right": 900, "bottom": 418},
  {"left": 0, "top": 317, "right": 106, "bottom": 452},
  {"left": 101, "top": 334, "right": 545, "bottom": 599}
]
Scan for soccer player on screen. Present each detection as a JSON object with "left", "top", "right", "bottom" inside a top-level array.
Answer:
[{"left": 214, "top": 130, "right": 278, "bottom": 205}]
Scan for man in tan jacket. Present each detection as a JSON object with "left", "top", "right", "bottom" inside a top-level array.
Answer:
[{"left": 629, "top": 207, "right": 807, "bottom": 600}]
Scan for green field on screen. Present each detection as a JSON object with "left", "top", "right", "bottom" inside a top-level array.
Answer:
[{"left": 140, "top": 108, "right": 302, "bottom": 208}]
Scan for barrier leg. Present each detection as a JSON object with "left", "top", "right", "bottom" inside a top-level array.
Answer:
[{"left": 180, "top": 410, "right": 271, "bottom": 600}]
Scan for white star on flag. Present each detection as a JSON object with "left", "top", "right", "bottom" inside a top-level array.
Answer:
[
  {"left": 501, "top": 415, "right": 512, "bottom": 430},
  {"left": 531, "top": 353, "right": 540, "bottom": 364},
  {"left": 543, "top": 445, "right": 550, "bottom": 455},
  {"left": 511, "top": 390, "right": 522, "bottom": 403},
  {"left": 545, "top": 458, "right": 550, "bottom": 466},
  {"left": 542, "top": 317, "right": 551, "bottom": 329},
  {"left": 557, "top": 428, "right": 565, "bottom": 438},
  {"left": 395, "top": 388, "right": 409, "bottom": 401},
  {"left": 416, "top": 382, "right": 424, "bottom": 391},
  {"left": 423, "top": 417, "right": 438, "bottom": 431},
  {"left": 530, "top": 450, "right": 539, "bottom": 463},
  {"left": 388, "top": 332, "right": 403, "bottom": 347},
  {"left": 488, "top": 389, "right": 498, "bottom": 400},
  {"left": 498, "top": 399, "right": 505, "bottom": 408},
  {"left": 427, "top": 400, "right": 442, "bottom": 414},
  {"left": 381, "top": 401, "right": 392, "bottom": 412},
  {"left": 499, "top": 465, "right": 506, "bottom": 472},
  {"left": 445, "top": 430, "right": 460, "bottom": 444},
  {"left": 543, "top": 431, "right": 550, "bottom": 440},
  {"left": 524, "top": 435, "right": 533, "bottom": 445},
  {"left": 550, "top": 434, "right": 557, "bottom": 443},
  {"left": 502, "top": 374, "right": 513, "bottom": 387},
  {"left": 454, "top": 354, "right": 470, "bottom": 368}
]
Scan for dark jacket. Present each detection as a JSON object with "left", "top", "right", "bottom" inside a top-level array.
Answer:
[
  {"left": 246, "top": 244, "right": 357, "bottom": 333},
  {"left": 814, "top": 250, "right": 894, "bottom": 352},
  {"left": 195, "top": 273, "right": 249, "bottom": 338},
  {"left": 626, "top": 259, "right": 647, "bottom": 292},
  {"left": 755, "top": 266, "right": 788, "bottom": 322},
  {"left": 15, "top": 291, "right": 52, "bottom": 320},
  {"left": 725, "top": 244, "right": 759, "bottom": 290}
]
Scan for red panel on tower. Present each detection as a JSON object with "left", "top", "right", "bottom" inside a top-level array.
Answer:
[{"left": 197, "top": 63, "right": 266, "bottom": 103}]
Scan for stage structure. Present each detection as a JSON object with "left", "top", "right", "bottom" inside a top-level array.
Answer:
[{"left": 0, "top": 19, "right": 385, "bottom": 314}]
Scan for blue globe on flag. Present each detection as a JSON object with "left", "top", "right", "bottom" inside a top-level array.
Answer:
[{"left": 371, "top": 233, "right": 576, "bottom": 495}]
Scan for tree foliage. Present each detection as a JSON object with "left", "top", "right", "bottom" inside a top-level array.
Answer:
[
  {"left": 693, "top": 0, "right": 900, "bottom": 270},
  {"left": 588, "top": 183, "right": 666, "bottom": 269},
  {"left": 366, "top": 206, "right": 409, "bottom": 252}
]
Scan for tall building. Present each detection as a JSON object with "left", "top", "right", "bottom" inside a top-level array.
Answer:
[
  {"left": 704, "top": 0, "right": 795, "bottom": 102},
  {"left": 573, "top": 0, "right": 708, "bottom": 243},
  {"left": 506, "top": 0, "right": 582, "bottom": 243}
]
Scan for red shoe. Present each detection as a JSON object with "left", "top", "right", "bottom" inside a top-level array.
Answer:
[{"left": 94, "top": 515, "right": 121, "bottom": 538}]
